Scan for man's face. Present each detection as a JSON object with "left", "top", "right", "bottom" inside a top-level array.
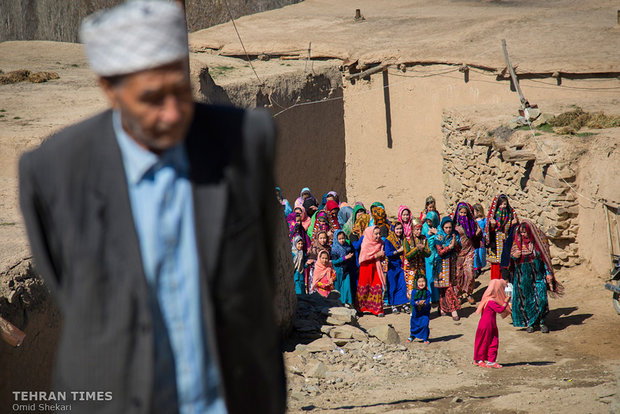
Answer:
[{"left": 100, "top": 60, "right": 194, "bottom": 153}]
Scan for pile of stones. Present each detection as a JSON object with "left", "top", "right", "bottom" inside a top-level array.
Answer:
[{"left": 285, "top": 292, "right": 456, "bottom": 403}]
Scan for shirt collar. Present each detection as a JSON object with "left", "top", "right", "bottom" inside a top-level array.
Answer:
[{"left": 113, "top": 110, "right": 189, "bottom": 184}]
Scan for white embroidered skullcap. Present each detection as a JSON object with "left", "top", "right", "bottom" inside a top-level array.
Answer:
[{"left": 80, "top": 1, "right": 188, "bottom": 77}]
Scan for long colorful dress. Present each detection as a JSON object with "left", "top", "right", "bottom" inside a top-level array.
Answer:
[
  {"left": 434, "top": 217, "right": 462, "bottom": 314},
  {"left": 422, "top": 211, "right": 441, "bottom": 303},
  {"left": 384, "top": 233, "right": 408, "bottom": 306},
  {"left": 357, "top": 226, "right": 386, "bottom": 315},
  {"left": 485, "top": 194, "right": 518, "bottom": 280},
  {"left": 331, "top": 230, "right": 356, "bottom": 305},
  {"left": 403, "top": 235, "right": 431, "bottom": 299},
  {"left": 409, "top": 288, "right": 431, "bottom": 341},
  {"left": 474, "top": 217, "right": 487, "bottom": 272},
  {"left": 510, "top": 220, "right": 563, "bottom": 328},
  {"left": 292, "top": 236, "right": 308, "bottom": 294},
  {"left": 454, "top": 202, "right": 482, "bottom": 298}
]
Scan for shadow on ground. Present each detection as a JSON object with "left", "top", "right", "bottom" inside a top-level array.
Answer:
[{"left": 547, "top": 307, "right": 592, "bottom": 332}]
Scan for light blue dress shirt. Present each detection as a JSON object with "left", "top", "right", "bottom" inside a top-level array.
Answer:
[{"left": 113, "top": 112, "right": 226, "bottom": 414}]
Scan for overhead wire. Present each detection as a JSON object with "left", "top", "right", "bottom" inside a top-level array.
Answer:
[{"left": 222, "top": 0, "right": 263, "bottom": 85}]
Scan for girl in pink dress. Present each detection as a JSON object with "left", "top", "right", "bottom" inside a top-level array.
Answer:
[{"left": 474, "top": 279, "right": 511, "bottom": 368}]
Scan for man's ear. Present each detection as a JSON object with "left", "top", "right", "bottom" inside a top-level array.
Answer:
[{"left": 98, "top": 77, "right": 121, "bottom": 110}]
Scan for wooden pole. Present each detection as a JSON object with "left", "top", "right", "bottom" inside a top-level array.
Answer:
[
  {"left": 501, "top": 39, "right": 527, "bottom": 107},
  {"left": 604, "top": 204, "right": 614, "bottom": 263},
  {"left": 345, "top": 63, "right": 388, "bottom": 81},
  {"left": 304, "top": 42, "right": 311, "bottom": 75},
  {"left": 0, "top": 315, "right": 25, "bottom": 347}
]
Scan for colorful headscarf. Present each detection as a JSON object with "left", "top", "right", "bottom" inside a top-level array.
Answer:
[
  {"left": 290, "top": 222, "right": 311, "bottom": 251},
  {"left": 412, "top": 277, "right": 429, "bottom": 301},
  {"left": 386, "top": 222, "right": 404, "bottom": 250},
  {"left": 325, "top": 200, "right": 341, "bottom": 231},
  {"left": 412, "top": 218, "right": 423, "bottom": 228},
  {"left": 370, "top": 202, "right": 389, "bottom": 229},
  {"left": 296, "top": 206, "right": 311, "bottom": 230},
  {"left": 437, "top": 216, "right": 460, "bottom": 247},
  {"left": 352, "top": 212, "right": 371, "bottom": 238},
  {"left": 476, "top": 279, "right": 511, "bottom": 318},
  {"left": 484, "top": 194, "right": 518, "bottom": 251},
  {"left": 311, "top": 250, "right": 334, "bottom": 292},
  {"left": 422, "top": 210, "right": 440, "bottom": 238},
  {"left": 310, "top": 230, "right": 331, "bottom": 257},
  {"left": 359, "top": 226, "right": 386, "bottom": 287},
  {"left": 338, "top": 206, "right": 353, "bottom": 230},
  {"left": 331, "top": 229, "right": 354, "bottom": 261},
  {"left": 310, "top": 211, "right": 330, "bottom": 244},
  {"left": 317, "top": 193, "right": 330, "bottom": 211},
  {"left": 292, "top": 235, "right": 305, "bottom": 273},
  {"left": 344, "top": 204, "right": 367, "bottom": 236},
  {"left": 295, "top": 187, "right": 314, "bottom": 208},
  {"left": 398, "top": 205, "right": 413, "bottom": 238},
  {"left": 327, "top": 191, "right": 340, "bottom": 205},
  {"left": 454, "top": 202, "right": 478, "bottom": 240}
]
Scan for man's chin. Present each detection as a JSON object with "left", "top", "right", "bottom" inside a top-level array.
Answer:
[{"left": 140, "top": 135, "right": 185, "bottom": 153}]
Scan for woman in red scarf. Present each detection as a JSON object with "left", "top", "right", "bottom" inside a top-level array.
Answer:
[
  {"left": 510, "top": 220, "right": 563, "bottom": 334},
  {"left": 357, "top": 226, "right": 386, "bottom": 316}
]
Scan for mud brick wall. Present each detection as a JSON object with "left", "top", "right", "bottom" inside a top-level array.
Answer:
[{"left": 441, "top": 113, "right": 581, "bottom": 268}]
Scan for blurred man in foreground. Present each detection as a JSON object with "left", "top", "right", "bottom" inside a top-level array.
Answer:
[{"left": 19, "top": 2, "right": 285, "bottom": 413}]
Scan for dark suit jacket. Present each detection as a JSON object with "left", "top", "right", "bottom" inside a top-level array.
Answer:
[{"left": 19, "top": 104, "right": 286, "bottom": 414}]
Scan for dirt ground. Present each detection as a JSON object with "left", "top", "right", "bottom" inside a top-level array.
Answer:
[{"left": 285, "top": 265, "right": 620, "bottom": 413}]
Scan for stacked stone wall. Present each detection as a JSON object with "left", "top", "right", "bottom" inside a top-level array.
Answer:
[{"left": 441, "top": 113, "right": 581, "bottom": 268}]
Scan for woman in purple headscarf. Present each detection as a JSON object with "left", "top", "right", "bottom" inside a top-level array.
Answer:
[{"left": 453, "top": 202, "right": 483, "bottom": 305}]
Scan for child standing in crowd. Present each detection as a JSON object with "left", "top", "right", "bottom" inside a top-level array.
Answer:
[
  {"left": 419, "top": 195, "right": 440, "bottom": 221},
  {"left": 474, "top": 279, "right": 511, "bottom": 368},
  {"left": 385, "top": 222, "right": 408, "bottom": 313},
  {"left": 423, "top": 211, "right": 441, "bottom": 304},
  {"left": 311, "top": 250, "right": 337, "bottom": 297},
  {"left": 403, "top": 218, "right": 431, "bottom": 301},
  {"left": 292, "top": 235, "right": 308, "bottom": 295},
  {"left": 473, "top": 203, "right": 487, "bottom": 277},
  {"left": 331, "top": 230, "right": 356, "bottom": 305},
  {"left": 435, "top": 217, "right": 462, "bottom": 321},
  {"left": 408, "top": 277, "right": 431, "bottom": 344}
]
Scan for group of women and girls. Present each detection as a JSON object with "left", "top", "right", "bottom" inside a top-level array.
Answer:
[{"left": 277, "top": 186, "right": 564, "bottom": 367}]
